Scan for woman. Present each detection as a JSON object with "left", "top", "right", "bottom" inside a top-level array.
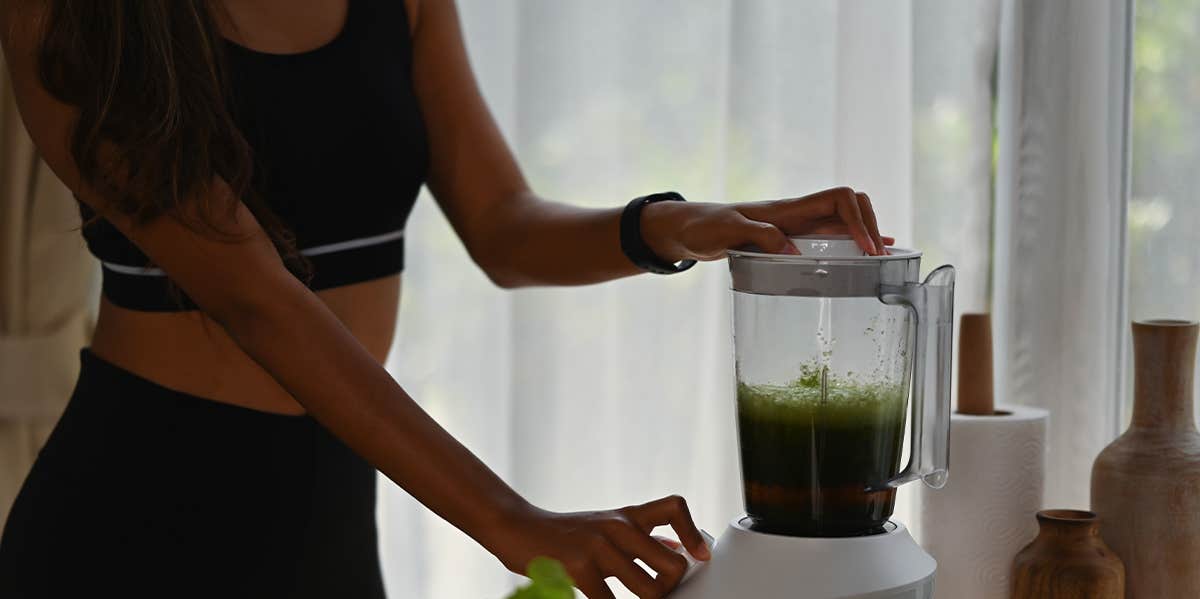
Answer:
[{"left": 0, "top": 1, "right": 892, "bottom": 597}]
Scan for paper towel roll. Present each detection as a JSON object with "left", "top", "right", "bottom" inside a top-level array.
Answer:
[{"left": 917, "top": 404, "right": 1048, "bottom": 599}]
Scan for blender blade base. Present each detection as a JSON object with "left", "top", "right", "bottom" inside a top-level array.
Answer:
[{"left": 671, "top": 516, "right": 935, "bottom": 599}]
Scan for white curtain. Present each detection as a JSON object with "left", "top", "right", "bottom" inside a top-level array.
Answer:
[
  {"left": 993, "top": 0, "right": 1133, "bottom": 509},
  {"left": 379, "top": 1, "right": 997, "bottom": 596}
]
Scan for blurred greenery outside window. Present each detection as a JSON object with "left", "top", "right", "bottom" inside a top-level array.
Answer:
[{"left": 1128, "top": 0, "right": 1200, "bottom": 419}]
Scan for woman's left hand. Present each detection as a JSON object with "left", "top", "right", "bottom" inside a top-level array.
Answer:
[
  {"left": 640, "top": 186, "right": 895, "bottom": 262},
  {"left": 484, "top": 495, "right": 710, "bottom": 599}
]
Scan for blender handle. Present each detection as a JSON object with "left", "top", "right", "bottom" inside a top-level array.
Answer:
[{"left": 880, "top": 265, "right": 955, "bottom": 489}]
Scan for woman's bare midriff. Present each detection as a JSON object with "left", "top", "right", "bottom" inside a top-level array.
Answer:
[{"left": 88, "top": 274, "right": 402, "bottom": 416}]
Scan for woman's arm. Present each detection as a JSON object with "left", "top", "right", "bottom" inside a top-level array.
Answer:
[
  {"left": 1, "top": 6, "right": 705, "bottom": 598},
  {"left": 412, "top": 0, "right": 892, "bottom": 289}
]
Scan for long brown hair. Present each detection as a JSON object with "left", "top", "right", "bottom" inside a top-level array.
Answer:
[{"left": 37, "top": 0, "right": 304, "bottom": 276}]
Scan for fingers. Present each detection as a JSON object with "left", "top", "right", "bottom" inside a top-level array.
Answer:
[
  {"left": 591, "top": 537, "right": 661, "bottom": 599},
  {"left": 624, "top": 496, "right": 711, "bottom": 562},
  {"left": 736, "top": 187, "right": 883, "bottom": 255},
  {"left": 855, "top": 192, "right": 888, "bottom": 255},
  {"left": 727, "top": 212, "right": 798, "bottom": 255},
  {"left": 608, "top": 526, "right": 690, "bottom": 591},
  {"left": 735, "top": 186, "right": 854, "bottom": 227},
  {"left": 575, "top": 567, "right": 616, "bottom": 599},
  {"left": 832, "top": 188, "right": 878, "bottom": 255},
  {"left": 762, "top": 216, "right": 896, "bottom": 248}
]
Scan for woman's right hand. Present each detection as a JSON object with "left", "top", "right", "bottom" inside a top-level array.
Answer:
[
  {"left": 641, "top": 186, "right": 895, "bottom": 263},
  {"left": 486, "top": 495, "right": 711, "bottom": 598}
]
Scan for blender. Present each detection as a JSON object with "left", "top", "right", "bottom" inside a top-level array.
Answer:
[{"left": 674, "top": 236, "right": 954, "bottom": 599}]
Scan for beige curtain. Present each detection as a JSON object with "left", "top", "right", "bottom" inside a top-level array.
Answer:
[{"left": 0, "top": 57, "right": 98, "bottom": 532}]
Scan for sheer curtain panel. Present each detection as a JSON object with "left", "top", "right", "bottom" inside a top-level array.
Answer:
[{"left": 993, "top": 0, "right": 1133, "bottom": 509}]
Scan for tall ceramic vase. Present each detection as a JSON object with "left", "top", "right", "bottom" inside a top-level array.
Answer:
[
  {"left": 1091, "top": 320, "right": 1200, "bottom": 599},
  {"left": 1010, "top": 509, "right": 1125, "bottom": 599}
]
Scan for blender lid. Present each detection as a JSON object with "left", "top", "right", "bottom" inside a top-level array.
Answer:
[
  {"left": 727, "top": 236, "right": 923, "bottom": 297},
  {"left": 727, "top": 235, "right": 921, "bottom": 261}
]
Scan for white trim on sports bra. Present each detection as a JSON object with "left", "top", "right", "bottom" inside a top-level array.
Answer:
[{"left": 100, "top": 228, "right": 406, "bottom": 277}]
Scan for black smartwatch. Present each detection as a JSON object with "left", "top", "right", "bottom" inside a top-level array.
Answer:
[{"left": 620, "top": 192, "right": 698, "bottom": 275}]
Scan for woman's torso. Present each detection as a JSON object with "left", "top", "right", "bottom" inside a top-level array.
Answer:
[
  {"left": 90, "top": 277, "right": 400, "bottom": 416},
  {"left": 88, "top": 0, "right": 423, "bottom": 416}
]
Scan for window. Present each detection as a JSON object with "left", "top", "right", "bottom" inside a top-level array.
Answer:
[{"left": 1128, "top": 0, "right": 1200, "bottom": 414}]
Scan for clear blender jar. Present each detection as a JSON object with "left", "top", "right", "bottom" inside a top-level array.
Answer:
[{"left": 728, "top": 236, "right": 954, "bottom": 537}]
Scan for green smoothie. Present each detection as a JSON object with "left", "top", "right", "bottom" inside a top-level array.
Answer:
[{"left": 737, "top": 365, "right": 907, "bottom": 537}]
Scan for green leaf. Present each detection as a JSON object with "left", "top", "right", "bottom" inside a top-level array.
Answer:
[{"left": 506, "top": 557, "right": 576, "bottom": 599}]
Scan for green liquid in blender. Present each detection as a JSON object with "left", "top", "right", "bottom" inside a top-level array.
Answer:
[{"left": 737, "top": 366, "right": 907, "bottom": 537}]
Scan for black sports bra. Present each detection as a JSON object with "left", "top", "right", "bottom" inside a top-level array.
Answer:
[{"left": 78, "top": 0, "right": 428, "bottom": 311}]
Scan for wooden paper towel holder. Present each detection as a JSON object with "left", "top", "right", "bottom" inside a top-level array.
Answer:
[{"left": 957, "top": 313, "right": 1004, "bottom": 416}]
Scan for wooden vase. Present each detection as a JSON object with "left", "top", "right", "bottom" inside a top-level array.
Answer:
[
  {"left": 1010, "top": 509, "right": 1125, "bottom": 599},
  {"left": 1091, "top": 320, "right": 1200, "bottom": 599}
]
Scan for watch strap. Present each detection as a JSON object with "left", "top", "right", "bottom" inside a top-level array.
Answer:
[{"left": 620, "top": 192, "right": 698, "bottom": 275}]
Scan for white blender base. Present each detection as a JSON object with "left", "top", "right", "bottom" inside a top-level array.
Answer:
[{"left": 672, "top": 517, "right": 935, "bottom": 599}]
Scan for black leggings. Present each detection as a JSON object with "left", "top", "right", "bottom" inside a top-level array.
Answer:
[{"left": 0, "top": 350, "right": 385, "bottom": 598}]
